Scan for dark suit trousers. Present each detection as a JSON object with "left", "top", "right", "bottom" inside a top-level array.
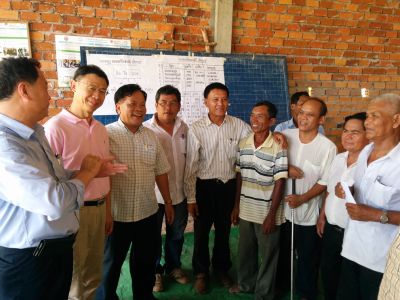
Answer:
[{"left": 192, "top": 178, "right": 236, "bottom": 275}]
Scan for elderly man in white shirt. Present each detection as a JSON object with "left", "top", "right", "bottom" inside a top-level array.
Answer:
[
  {"left": 316, "top": 112, "right": 369, "bottom": 300},
  {"left": 336, "top": 93, "right": 400, "bottom": 300}
]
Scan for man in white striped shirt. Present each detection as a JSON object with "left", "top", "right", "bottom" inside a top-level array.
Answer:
[{"left": 184, "top": 82, "right": 251, "bottom": 294}]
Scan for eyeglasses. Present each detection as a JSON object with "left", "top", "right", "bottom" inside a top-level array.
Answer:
[
  {"left": 157, "top": 100, "right": 180, "bottom": 107},
  {"left": 77, "top": 81, "right": 109, "bottom": 96}
]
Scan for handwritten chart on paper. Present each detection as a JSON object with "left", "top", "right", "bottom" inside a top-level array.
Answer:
[{"left": 86, "top": 53, "right": 225, "bottom": 124}]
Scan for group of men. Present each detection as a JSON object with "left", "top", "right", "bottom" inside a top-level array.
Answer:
[{"left": 0, "top": 57, "right": 399, "bottom": 300}]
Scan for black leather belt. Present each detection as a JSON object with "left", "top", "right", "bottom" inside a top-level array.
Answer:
[
  {"left": 199, "top": 178, "right": 234, "bottom": 185},
  {"left": 329, "top": 222, "right": 344, "bottom": 233},
  {"left": 33, "top": 234, "right": 76, "bottom": 256},
  {"left": 84, "top": 198, "right": 105, "bottom": 206}
]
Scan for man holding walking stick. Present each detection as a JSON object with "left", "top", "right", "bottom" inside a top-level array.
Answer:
[{"left": 276, "top": 98, "right": 336, "bottom": 300}]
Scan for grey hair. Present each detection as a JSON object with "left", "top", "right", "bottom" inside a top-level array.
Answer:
[{"left": 371, "top": 93, "right": 400, "bottom": 115}]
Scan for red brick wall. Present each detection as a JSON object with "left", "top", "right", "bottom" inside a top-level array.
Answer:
[
  {"left": 0, "top": 0, "right": 211, "bottom": 117},
  {"left": 2, "top": 0, "right": 400, "bottom": 143},
  {"left": 233, "top": 0, "right": 400, "bottom": 142}
]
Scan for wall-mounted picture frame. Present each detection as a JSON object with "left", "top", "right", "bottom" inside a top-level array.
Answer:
[{"left": 0, "top": 22, "right": 31, "bottom": 59}]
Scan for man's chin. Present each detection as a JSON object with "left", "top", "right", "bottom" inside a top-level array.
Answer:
[{"left": 88, "top": 106, "right": 99, "bottom": 114}]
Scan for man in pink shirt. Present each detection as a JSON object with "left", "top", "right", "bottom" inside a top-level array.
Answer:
[{"left": 45, "top": 65, "right": 126, "bottom": 300}]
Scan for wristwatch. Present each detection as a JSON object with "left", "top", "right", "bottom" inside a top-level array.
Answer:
[{"left": 379, "top": 210, "right": 389, "bottom": 224}]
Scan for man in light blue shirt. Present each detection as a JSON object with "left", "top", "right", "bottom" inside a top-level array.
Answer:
[
  {"left": 0, "top": 57, "right": 103, "bottom": 300},
  {"left": 275, "top": 91, "right": 325, "bottom": 134}
]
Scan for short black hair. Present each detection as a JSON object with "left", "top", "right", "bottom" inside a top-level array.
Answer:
[
  {"left": 306, "top": 97, "right": 328, "bottom": 117},
  {"left": 203, "top": 82, "right": 229, "bottom": 98},
  {"left": 344, "top": 112, "right": 366, "bottom": 129},
  {"left": 290, "top": 91, "right": 309, "bottom": 105},
  {"left": 114, "top": 84, "right": 147, "bottom": 104},
  {"left": 253, "top": 101, "right": 278, "bottom": 118},
  {"left": 155, "top": 85, "right": 181, "bottom": 103},
  {"left": 0, "top": 57, "right": 41, "bottom": 100},
  {"left": 73, "top": 64, "right": 109, "bottom": 86}
]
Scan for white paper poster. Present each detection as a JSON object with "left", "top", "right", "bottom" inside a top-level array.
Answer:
[
  {"left": 55, "top": 35, "right": 130, "bottom": 87},
  {"left": 86, "top": 52, "right": 225, "bottom": 124},
  {"left": 0, "top": 22, "right": 30, "bottom": 59}
]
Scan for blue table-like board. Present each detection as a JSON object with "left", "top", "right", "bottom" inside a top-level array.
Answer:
[{"left": 80, "top": 47, "right": 290, "bottom": 126}]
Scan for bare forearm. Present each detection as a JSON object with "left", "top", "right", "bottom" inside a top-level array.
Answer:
[
  {"left": 156, "top": 173, "right": 172, "bottom": 204},
  {"left": 300, "top": 183, "right": 327, "bottom": 204},
  {"left": 234, "top": 172, "right": 242, "bottom": 208},
  {"left": 387, "top": 211, "right": 400, "bottom": 225},
  {"left": 73, "top": 170, "right": 98, "bottom": 188},
  {"left": 319, "top": 192, "right": 328, "bottom": 218},
  {"left": 346, "top": 202, "right": 400, "bottom": 225},
  {"left": 364, "top": 208, "right": 400, "bottom": 225},
  {"left": 269, "top": 178, "right": 285, "bottom": 214}
]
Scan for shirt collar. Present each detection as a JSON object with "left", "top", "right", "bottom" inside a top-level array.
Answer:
[
  {"left": 206, "top": 114, "right": 228, "bottom": 126},
  {"left": 243, "top": 131, "right": 274, "bottom": 149},
  {"left": 0, "top": 113, "right": 36, "bottom": 140},
  {"left": 149, "top": 115, "right": 157, "bottom": 127},
  {"left": 60, "top": 109, "right": 94, "bottom": 125},
  {"left": 364, "top": 142, "right": 400, "bottom": 162},
  {"left": 151, "top": 113, "right": 182, "bottom": 130},
  {"left": 382, "top": 142, "right": 400, "bottom": 161},
  {"left": 117, "top": 118, "right": 144, "bottom": 134}
]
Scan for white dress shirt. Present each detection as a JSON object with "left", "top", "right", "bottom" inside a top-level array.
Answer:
[
  {"left": 341, "top": 142, "right": 400, "bottom": 273},
  {"left": 325, "top": 151, "right": 357, "bottom": 229},
  {"left": 184, "top": 115, "right": 251, "bottom": 204},
  {"left": 283, "top": 129, "right": 337, "bottom": 225},
  {"left": 144, "top": 115, "right": 188, "bottom": 205}
]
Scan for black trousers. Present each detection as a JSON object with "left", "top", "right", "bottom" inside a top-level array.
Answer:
[
  {"left": 321, "top": 222, "right": 344, "bottom": 300},
  {"left": 192, "top": 178, "right": 236, "bottom": 275},
  {"left": 276, "top": 221, "right": 321, "bottom": 300},
  {"left": 96, "top": 214, "right": 158, "bottom": 300},
  {"left": 337, "top": 258, "right": 383, "bottom": 300},
  {"left": 0, "top": 237, "right": 74, "bottom": 300}
]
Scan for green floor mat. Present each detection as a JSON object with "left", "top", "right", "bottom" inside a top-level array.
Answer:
[{"left": 116, "top": 227, "right": 322, "bottom": 300}]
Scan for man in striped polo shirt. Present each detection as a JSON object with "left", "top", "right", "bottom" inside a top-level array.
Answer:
[{"left": 230, "top": 101, "right": 288, "bottom": 299}]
